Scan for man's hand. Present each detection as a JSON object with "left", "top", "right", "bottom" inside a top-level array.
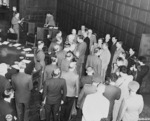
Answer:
[
  {"left": 61, "top": 100, "right": 64, "bottom": 105},
  {"left": 18, "top": 20, "right": 21, "bottom": 24}
]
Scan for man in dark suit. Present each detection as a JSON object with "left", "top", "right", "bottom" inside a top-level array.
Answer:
[
  {"left": 60, "top": 51, "right": 74, "bottom": 72},
  {"left": 78, "top": 25, "right": 86, "bottom": 36},
  {"left": 0, "top": 63, "right": 11, "bottom": 100},
  {"left": 12, "top": 62, "right": 33, "bottom": 121},
  {"left": 44, "top": 55, "right": 58, "bottom": 81},
  {"left": 103, "top": 74, "right": 121, "bottom": 121},
  {"left": 107, "top": 37, "right": 117, "bottom": 77},
  {"left": 60, "top": 62, "right": 79, "bottom": 121},
  {"left": 83, "top": 30, "right": 90, "bottom": 57},
  {"left": 0, "top": 88, "right": 16, "bottom": 121},
  {"left": 86, "top": 48, "right": 102, "bottom": 75},
  {"left": 88, "top": 29, "right": 97, "bottom": 50},
  {"left": 75, "top": 35, "right": 87, "bottom": 77},
  {"left": 43, "top": 68, "right": 67, "bottom": 121},
  {"left": 80, "top": 66, "right": 95, "bottom": 88},
  {"left": 104, "top": 34, "right": 112, "bottom": 50},
  {"left": 127, "top": 48, "right": 136, "bottom": 73},
  {"left": 135, "top": 56, "right": 149, "bottom": 93}
]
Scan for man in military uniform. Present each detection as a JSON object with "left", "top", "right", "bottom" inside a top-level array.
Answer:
[{"left": 0, "top": 89, "right": 17, "bottom": 121}]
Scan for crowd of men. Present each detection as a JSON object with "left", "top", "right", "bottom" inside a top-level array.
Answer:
[{"left": 0, "top": 22, "right": 149, "bottom": 121}]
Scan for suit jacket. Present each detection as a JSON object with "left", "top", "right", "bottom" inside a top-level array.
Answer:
[
  {"left": 60, "top": 59, "right": 70, "bottom": 72},
  {"left": 78, "top": 30, "right": 84, "bottom": 36},
  {"left": 45, "top": 16, "right": 55, "bottom": 27},
  {"left": 103, "top": 85, "right": 121, "bottom": 121},
  {"left": 89, "top": 34, "right": 97, "bottom": 49},
  {"left": 86, "top": 55, "right": 102, "bottom": 75},
  {"left": 12, "top": 72, "right": 33, "bottom": 103},
  {"left": 11, "top": 16, "right": 19, "bottom": 30},
  {"left": 43, "top": 78, "right": 67, "bottom": 104},
  {"left": 84, "top": 37, "right": 90, "bottom": 56},
  {"left": 0, "top": 75, "right": 11, "bottom": 99},
  {"left": 127, "top": 55, "right": 136, "bottom": 72},
  {"left": 80, "top": 75, "right": 93, "bottom": 87},
  {"left": 44, "top": 64, "right": 57, "bottom": 81},
  {"left": 107, "top": 40, "right": 112, "bottom": 50},
  {"left": 136, "top": 65, "right": 149, "bottom": 85},
  {"left": 77, "top": 84, "right": 97, "bottom": 109},
  {"left": 109, "top": 43, "right": 117, "bottom": 65},
  {"left": 76, "top": 42, "right": 87, "bottom": 63},
  {"left": 112, "top": 47, "right": 124, "bottom": 64},
  {"left": 100, "top": 49, "right": 111, "bottom": 69},
  {"left": 0, "top": 100, "right": 16, "bottom": 121},
  {"left": 56, "top": 50, "right": 66, "bottom": 68},
  {"left": 61, "top": 71, "right": 79, "bottom": 97}
]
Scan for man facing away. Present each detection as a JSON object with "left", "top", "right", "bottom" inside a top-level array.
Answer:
[
  {"left": 43, "top": 68, "right": 67, "bottom": 121},
  {"left": 82, "top": 84, "right": 110, "bottom": 121},
  {"left": 12, "top": 62, "right": 33, "bottom": 121},
  {"left": 60, "top": 62, "right": 79, "bottom": 121}
]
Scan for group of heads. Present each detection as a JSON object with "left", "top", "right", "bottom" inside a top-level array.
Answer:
[
  {"left": 51, "top": 61, "right": 77, "bottom": 78},
  {"left": 108, "top": 66, "right": 140, "bottom": 93}
]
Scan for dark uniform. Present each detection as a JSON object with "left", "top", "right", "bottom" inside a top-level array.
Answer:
[{"left": 0, "top": 100, "right": 16, "bottom": 121}]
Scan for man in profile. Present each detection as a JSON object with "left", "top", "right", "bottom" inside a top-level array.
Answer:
[
  {"left": 44, "top": 13, "right": 56, "bottom": 27},
  {"left": 11, "top": 12, "right": 21, "bottom": 42}
]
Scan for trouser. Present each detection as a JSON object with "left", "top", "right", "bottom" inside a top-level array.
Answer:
[
  {"left": 16, "top": 101, "right": 30, "bottom": 121},
  {"left": 76, "top": 108, "right": 82, "bottom": 121},
  {"left": 76, "top": 62, "right": 83, "bottom": 79},
  {"left": 45, "top": 103, "right": 60, "bottom": 121},
  {"left": 60, "top": 97, "right": 75, "bottom": 121},
  {"left": 13, "top": 27, "right": 19, "bottom": 42},
  {"left": 101, "top": 68, "right": 107, "bottom": 83}
]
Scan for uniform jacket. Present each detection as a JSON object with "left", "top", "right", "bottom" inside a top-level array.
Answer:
[
  {"left": 112, "top": 47, "right": 124, "bottom": 64},
  {"left": 61, "top": 71, "right": 79, "bottom": 97},
  {"left": 86, "top": 55, "right": 102, "bottom": 75},
  {"left": 12, "top": 72, "right": 33, "bottom": 103},
  {"left": 77, "top": 84, "right": 97, "bottom": 109},
  {"left": 43, "top": 78, "right": 67, "bottom": 104}
]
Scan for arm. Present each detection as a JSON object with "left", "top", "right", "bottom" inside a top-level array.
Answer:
[
  {"left": 93, "top": 35, "right": 97, "bottom": 44},
  {"left": 77, "top": 87, "right": 85, "bottom": 108},
  {"left": 102, "top": 100, "right": 110, "bottom": 118},
  {"left": 43, "top": 81, "right": 48, "bottom": 101},
  {"left": 28, "top": 76, "right": 33, "bottom": 91},
  {"left": 138, "top": 96, "right": 144, "bottom": 114},
  {"left": 43, "top": 67, "right": 47, "bottom": 82},
  {"left": 62, "top": 79, "right": 67, "bottom": 102},
  {"left": 117, "top": 99, "right": 127, "bottom": 121},
  {"left": 86, "top": 56, "right": 89, "bottom": 68},
  {"left": 82, "top": 96, "right": 92, "bottom": 121},
  {"left": 75, "top": 75, "right": 80, "bottom": 97},
  {"left": 116, "top": 88, "right": 121, "bottom": 100},
  {"left": 11, "top": 76, "right": 15, "bottom": 90}
]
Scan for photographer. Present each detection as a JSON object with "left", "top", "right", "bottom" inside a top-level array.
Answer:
[{"left": 130, "top": 56, "right": 149, "bottom": 93}]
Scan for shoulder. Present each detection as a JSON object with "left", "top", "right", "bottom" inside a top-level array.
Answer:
[
  {"left": 24, "top": 73, "right": 32, "bottom": 79},
  {"left": 84, "top": 84, "right": 94, "bottom": 90},
  {"left": 59, "top": 78, "right": 66, "bottom": 82},
  {"left": 137, "top": 94, "right": 144, "bottom": 100}
]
